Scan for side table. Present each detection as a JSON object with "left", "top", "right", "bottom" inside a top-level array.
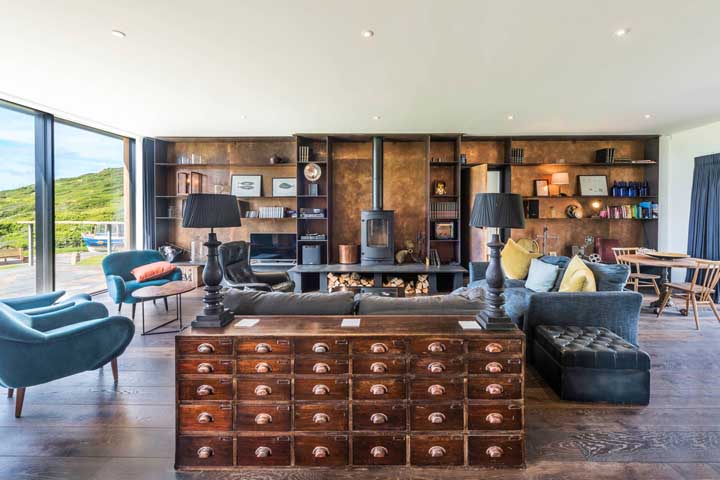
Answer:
[{"left": 132, "top": 281, "right": 196, "bottom": 335}]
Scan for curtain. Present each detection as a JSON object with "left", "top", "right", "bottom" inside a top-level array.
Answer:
[
  {"left": 686, "top": 153, "right": 720, "bottom": 299},
  {"left": 142, "top": 138, "right": 156, "bottom": 249}
]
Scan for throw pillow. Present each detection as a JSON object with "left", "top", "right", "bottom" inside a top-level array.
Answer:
[
  {"left": 525, "top": 258, "right": 560, "bottom": 292},
  {"left": 559, "top": 255, "right": 597, "bottom": 292},
  {"left": 501, "top": 238, "right": 541, "bottom": 280},
  {"left": 131, "top": 261, "right": 175, "bottom": 282}
]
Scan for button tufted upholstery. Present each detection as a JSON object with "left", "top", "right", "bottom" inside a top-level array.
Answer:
[{"left": 535, "top": 325, "right": 650, "bottom": 371}]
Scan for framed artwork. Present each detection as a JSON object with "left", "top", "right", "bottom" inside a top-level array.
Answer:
[
  {"left": 231, "top": 175, "right": 262, "bottom": 197},
  {"left": 434, "top": 222, "right": 455, "bottom": 240},
  {"left": 272, "top": 177, "right": 297, "bottom": 197},
  {"left": 578, "top": 175, "right": 608, "bottom": 196},
  {"left": 534, "top": 179, "right": 549, "bottom": 197}
]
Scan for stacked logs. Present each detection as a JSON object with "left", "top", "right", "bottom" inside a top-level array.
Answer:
[
  {"left": 327, "top": 272, "right": 374, "bottom": 290},
  {"left": 385, "top": 274, "right": 430, "bottom": 296},
  {"left": 415, "top": 274, "right": 430, "bottom": 295}
]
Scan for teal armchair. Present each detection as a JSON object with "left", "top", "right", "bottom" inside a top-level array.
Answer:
[
  {"left": 0, "top": 290, "right": 93, "bottom": 316},
  {"left": 0, "top": 302, "right": 135, "bottom": 417}
]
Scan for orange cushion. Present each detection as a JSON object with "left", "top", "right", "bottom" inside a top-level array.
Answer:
[{"left": 131, "top": 261, "right": 175, "bottom": 282}]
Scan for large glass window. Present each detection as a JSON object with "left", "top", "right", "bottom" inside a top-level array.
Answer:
[{"left": 0, "top": 103, "right": 36, "bottom": 298}]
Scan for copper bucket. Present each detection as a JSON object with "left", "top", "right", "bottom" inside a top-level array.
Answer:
[{"left": 338, "top": 244, "right": 359, "bottom": 264}]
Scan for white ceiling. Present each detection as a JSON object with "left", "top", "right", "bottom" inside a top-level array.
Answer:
[{"left": 1, "top": 0, "right": 719, "bottom": 137}]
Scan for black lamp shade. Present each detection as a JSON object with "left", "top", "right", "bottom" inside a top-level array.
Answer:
[
  {"left": 469, "top": 193, "right": 525, "bottom": 229},
  {"left": 182, "top": 194, "right": 242, "bottom": 228}
]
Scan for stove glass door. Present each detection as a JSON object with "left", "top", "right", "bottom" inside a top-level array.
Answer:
[{"left": 366, "top": 218, "right": 389, "bottom": 248}]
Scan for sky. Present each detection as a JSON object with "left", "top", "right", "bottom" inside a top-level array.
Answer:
[{"left": 0, "top": 104, "right": 123, "bottom": 191}]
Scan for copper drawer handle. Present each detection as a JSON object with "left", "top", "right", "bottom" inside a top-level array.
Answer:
[
  {"left": 370, "top": 413, "right": 388, "bottom": 424},
  {"left": 254, "top": 385, "right": 272, "bottom": 396},
  {"left": 255, "top": 362, "right": 272, "bottom": 373},
  {"left": 196, "top": 343, "right": 215, "bottom": 354},
  {"left": 196, "top": 412, "right": 214, "bottom": 424},
  {"left": 312, "top": 342, "right": 330, "bottom": 353},
  {"left": 313, "top": 362, "right": 331, "bottom": 374},
  {"left": 254, "top": 413, "right": 273, "bottom": 425},
  {"left": 485, "top": 412, "right": 504, "bottom": 424},
  {"left": 196, "top": 446, "right": 214, "bottom": 459},
  {"left": 371, "top": 446, "right": 388, "bottom": 458},
  {"left": 427, "top": 341, "right": 446, "bottom": 353},
  {"left": 370, "top": 342, "right": 388, "bottom": 353},
  {"left": 312, "top": 446, "right": 330, "bottom": 458},
  {"left": 196, "top": 385, "right": 214, "bottom": 396},
  {"left": 428, "top": 446, "right": 446, "bottom": 458},
  {"left": 370, "top": 362, "right": 388, "bottom": 373},
  {"left": 485, "top": 383, "right": 504, "bottom": 395},
  {"left": 485, "top": 362, "right": 504, "bottom": 373},
  {"left": 427, "top": 384, "right": 446, "bottom": 396},
  {"left": 312, "top": 384, "right": 330, "bottom": 395},
  {"left": 486, "top": 446, "right": 504, "bottom": 458},
  {"left": 428, "top": 412, "right": 446, "bottom": 424},
  {"left": 255, "top": 446, "right": 272, "bottom": 458},
  {"left": 370, "top": 384, "right": 388, "bottom": 395},
  {"left": 312, "top": 413, "right": 330, "bottom": 424},
  {"left": 485, "top": 342, "right": 504, "bottom": 353},
  {"left": 196, "top": 362, "right": 214, "bottom": 374},
  {"left": 255, "top": 343, "right": 272, "bottom": 353},
  {"left": 427, "top": 362, "right": 445, "bottom": 373}
]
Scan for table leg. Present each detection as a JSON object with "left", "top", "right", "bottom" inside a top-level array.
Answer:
[
  {"left": 651, "top": 266, "right": 674, "bottom": 312},
  {"left": 141, "top": 295, "right": 184, "bottom": 335}
]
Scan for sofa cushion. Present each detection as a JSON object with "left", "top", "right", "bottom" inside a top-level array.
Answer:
[
  {"left": 224, "top": 290, "right": 355, "bottom": 316},
  {"left": 501, "top": 239, "right": 541, "bottom": 280},
  {"left": 468, "top": 278, "right": 526, "bottom": 290},
  {"left": 356, "top": 292, "right": 484, "bottom": 316},
  {"left": 559, "top": 256, "right": 597, "bottom": 292},
  {"left": 525, "top": 259, "right": 560, "bottom": 292},
  {"left": 583, "top": 261, "right": 630, "bottom": 292}
]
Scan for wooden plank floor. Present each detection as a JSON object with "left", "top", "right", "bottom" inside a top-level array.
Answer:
[{"left": 2, "top": 291, "right": 720, "bottom": 479}]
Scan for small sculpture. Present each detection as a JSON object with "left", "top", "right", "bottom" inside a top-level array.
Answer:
[
  {"left": 395, "top": 240, "right": 419, "bottom": 264},
  {"left": 269, "top": 154, "right": 284, "bottom": 164},
  {"left": 434, "top": 180, "right": 447, "bottom": 196}
]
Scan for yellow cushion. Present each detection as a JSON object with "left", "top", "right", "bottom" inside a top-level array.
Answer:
[
  {"left": 559, "top": 255, "right": 597, "bottom": 292},
  {"left": 501, "top": 238, "right": 541, "bottom": 280}
]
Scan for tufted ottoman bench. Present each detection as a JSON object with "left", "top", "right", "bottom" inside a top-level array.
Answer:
[{"left": 533, "top": 325, "right": 650, "bottom": 404}]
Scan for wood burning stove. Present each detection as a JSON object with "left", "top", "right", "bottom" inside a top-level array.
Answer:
[{"left": 361, "top": 136, "right": 394, "bottom": 265}]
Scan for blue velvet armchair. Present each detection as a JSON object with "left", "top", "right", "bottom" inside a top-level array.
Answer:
[
  {"left": 0, "top": 290, "right": 93, "bottom": 316},
  {"left": 0, "top": 302, "right": 135, "bottom": 417},
  {"left": 102, "top": 250, "right": 182, "bottom": 319}
]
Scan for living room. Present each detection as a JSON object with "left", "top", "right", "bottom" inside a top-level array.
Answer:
[{"left": 1, "top": 1, "right": 719, "bottom": 479}]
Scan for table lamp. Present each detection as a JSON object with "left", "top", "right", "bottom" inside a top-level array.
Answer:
[
  {"left": 551, "top": 172, "right": 569, "bottom": 196},
  {"left": 182, "top": 194, "right": 241, "bottom": 328},
  {"left": 469, "top": 193, "right": 525, "bottom": 330}
]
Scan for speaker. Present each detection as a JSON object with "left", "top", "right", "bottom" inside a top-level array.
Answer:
[
  {"left": 302, "top": 245, "right": 322, "bottom": 265},
  {"left": 524, "top": 200, "right": 539, "bottom": 219}
]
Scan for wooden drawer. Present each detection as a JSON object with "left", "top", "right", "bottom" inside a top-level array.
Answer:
[
  {"left": 295, "top": 435, "right": 349, "bottom": 466},
  {"left": 411, "top": 403, "right": 464, "bottom": 431},
  {"left": 294, "top": 356, "right": 349, "bottom": 375},
  {"left": 237, "top": 435, "right": 291, "bottom": 466},
  {"left": 177, "top": 358, "right": 233, "bottom": 375},
  {"left": 176, "top": 435, "right": 233, "bottom": 467},
  {"left": 468, "top": 357, "right": 522, "bottom": 375},
  {"left": 468, "top": 339, "right": 523, "bottom": 355},
  {"left": 468, "top": 402, "right": 523, "bottom": 431},
  {"left": 410, "top": 338, "right": 465, "bottom": 355},
  {"left": 352, "top": 435, "right": 406, "bottom": 465},
  {"left": 352, "top": 402, "right": 407, "bottom": 431},
  {"left": 236, "top": 378, "right": 291, "bottom": 401},
  {"left": 235, "top": 404, "right": 291, "bottom": 431},
  {"left": 353, "top": 377, "right": 406, "bottom": 400},
  {"left": 294, "top": 403, "right": 348, "bottom": 431},
  {"left": 295, "top": 377, "right": 348, "bottom": 401},
  {"left": 178, "top": 338, "right": 233, "bottom": 356},
  {"left": 178, "top": 403, "right": 233, "bottom": 432},
  {"left": 352, "top": 338, "right": 406, "bottom": 355},
  {"left": 178, "top": 378, "right": 233, "bottom": 401},
  {"left": 353, "top": 357, "right": 406, "bottom": 375},
  {"left": 294, "top": 337, "right": 348, "bottom": 355},
  {"left": 468, "top": 375, "right": 522, "bottom": 400},
  {"left": 236, "top": 357, "right": 290, "bottom": 375},
  {"left": 468, "top": 435, "right": 524, "bottom": 466},
  {"left": 411, "top": 356, "right": 465, "bottom": 376},
  {"left": 410, "top": 378, "right": 464, "bottom": 401},
  {"left": 410, "top": 435, "right": 464, "bottom": 466},
  {"left": 236, "top": 338, "right": 290, "bottom": 355}
]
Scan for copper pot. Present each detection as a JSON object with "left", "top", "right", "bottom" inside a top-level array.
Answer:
[{"left": 338, "top": 244, "right": 358, "bottom": 264}]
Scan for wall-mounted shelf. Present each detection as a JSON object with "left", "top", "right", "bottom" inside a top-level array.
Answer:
[
  {"left": 156, "top": 162, "right": 296, "bottom": 168},
  {"left": 506, "top": 161, "right": 657, "bottom": 167},
  {"left": 523, "top": 195, "right": 658, "bottom": 200}
]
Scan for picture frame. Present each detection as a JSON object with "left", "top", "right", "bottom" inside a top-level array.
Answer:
[
  {"left": 434, "top": 180, "right": 448, "bottom": 196},
  {"left": 434, "top": 222, "right": 455, "bottom": 240},
  {"left": 231, "top": 175, "right": 262, "bottom": 197},
  {"left": 578, "top": 175, "right": 608, "bottom": 196},
  {"left": 534, "top": 179, "right": 549, "bottom": 197},
  {"left": 272, "top": 177, "right": 297, "bottom": 197}
]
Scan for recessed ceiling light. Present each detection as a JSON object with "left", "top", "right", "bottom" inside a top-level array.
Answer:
[
  {"left": 240, "top": 115, "right": 247, "bottom": 120},
  {"left": 506, "top": 115, "right": 514, "bottom": 120},
  {"left": 111, "top": 30, "right": 126, "bottom": 38},
  {"left": 361, "top": 30, "right": 375, "bottom": 38},
  {"left": 614, "top": 28, "right": 631, "bottom": 37},
  {"left": 644, "top": 114, "right": 652, "bottom": 119},
  {"left": 372, "top": 115, "right": 381, "bottom": 120}
]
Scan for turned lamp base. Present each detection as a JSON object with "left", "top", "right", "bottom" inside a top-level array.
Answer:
[
  {"left": 192, "top": 309, "right": 234, "bottom": 329},
  {"left": 478, "top": 232, "right": 517, "bottom": 331},
  {"left": 191, "top": 230, "right": 234, "bottom": 329},
  {"left": 476, "top": 311, "right": 516, "bottom": 331}
]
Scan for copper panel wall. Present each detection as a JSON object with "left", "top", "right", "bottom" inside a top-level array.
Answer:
[
  {"left": 511, "top": 140, "right": 646, "bottom": 163},
  {"left": 462, "top": 140, "right": 506, "bottom": 165},
  {"left": 511, "top": 165, "right": 649, "bottom": 197}
]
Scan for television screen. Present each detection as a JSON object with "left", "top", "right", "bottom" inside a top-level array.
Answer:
[{"left": 249, "top": 233, "right": 297, "bottom": 261}]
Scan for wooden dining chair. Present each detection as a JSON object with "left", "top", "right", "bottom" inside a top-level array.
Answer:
[
  {"left": 612, "top": 247, "right": 661, "bottom": 296},
  {"left": 657, "top": 259, "right": 720, "bottom": 330}
]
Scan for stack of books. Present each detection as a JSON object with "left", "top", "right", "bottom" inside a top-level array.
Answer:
[
  {"left": 258, "top": 206, "right": 286, "bottom": 218},
  {"left": 298, "top": 146, "right": 311, "bottom": 163},
  {"left": 605, "top": 202, "right": 658, "bottom": 220},
  {"left": 431, "top": 201, "right": 458, "bottom": 219}
]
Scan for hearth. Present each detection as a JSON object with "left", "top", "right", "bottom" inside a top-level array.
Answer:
[{"left": 361, "top": 136, "right": 394, "bottom": 265}]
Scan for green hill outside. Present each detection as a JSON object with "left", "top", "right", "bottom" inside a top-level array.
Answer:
[{"left": 0, "top": 167, "right": 124, "bottom": 251}]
